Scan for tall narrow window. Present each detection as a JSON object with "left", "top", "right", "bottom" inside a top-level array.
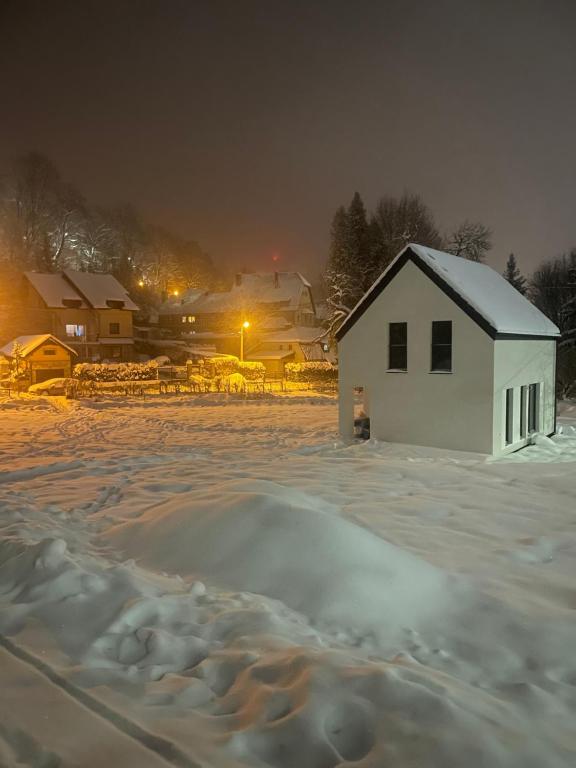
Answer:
[
  {"left": 528, "top": 383, "right": 539, "bottom": 433},
  {"left": 388, "top": 322, "right": 407, "bottom": 370},
  {"left": 520, "top": 385, "right": 528, "bottom": 438},
  {"left": 431, "top": 321, "right": 452, "bottom": 372},
  {"left": 505, "top": 388, "right": 514, "bottom": 445}
]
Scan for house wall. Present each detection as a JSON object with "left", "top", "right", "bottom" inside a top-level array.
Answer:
[
  {"left": 26, "top": 342, "right": 74, "bottom": 383},
  {"left": 492, "top": 339, "right": 556, "bottom": 455},
  {"left": 338, "top": 260, "right": 495, "bottom": 453},
  {"left": 95, "top": 309, "right": 133, "bottom": 338}
]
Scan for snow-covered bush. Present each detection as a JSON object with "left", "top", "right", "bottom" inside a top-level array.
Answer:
[
  {"left": 220, "top": 372, "right": 247, "bottom": 392},
  {"left": 74, "top": 361, "right": 159, "bottom": 382},
  {"left": 237, "top": 361, "right": 266, "bottom": 381},
  {"left": 205, "top": 356, "right": 240, "bottom": 379},
  {"left": 285, "top": 361, "right": 338, "bottom": 383}
]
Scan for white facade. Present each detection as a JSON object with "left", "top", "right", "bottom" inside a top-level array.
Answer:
[{"left": 337, "top": 245, "right": 559, "bottom": 456}]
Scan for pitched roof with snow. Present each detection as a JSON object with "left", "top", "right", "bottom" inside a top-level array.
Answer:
[
  {"left": 336, "top": 244, "right": 561, "bottom": 341},
  {"left": 0, "top": 334, "right": 77, "bottom": 358},
  {"left": 63, "top": 269, "right": 139, "bottom": 310},
  {"left": 25, "top": 270, "right": 138, "bottom": 311},
  {"left": 186, "top": 272, "right": 313, "bottom": 314},
  {"left": 25, "top": 272, "right": 89, "bottom": 309},
  {"left": 260, "top": 326, "right": 324, "bottom": 343}
]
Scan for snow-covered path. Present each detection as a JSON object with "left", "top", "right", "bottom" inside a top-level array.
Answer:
[{"left": 1, "top": 393, "right": 576, "bottom": 767}]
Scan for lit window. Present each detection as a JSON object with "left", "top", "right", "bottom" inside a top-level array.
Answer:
[
  {"left": 65, "top": 324, "right": 85, "bottom": 338},
  {"left": 388, "top": 322, "right": 407, "bottom": 370},
  {"left": 431, "top": 321, "right": 452, "bottom": 372}
]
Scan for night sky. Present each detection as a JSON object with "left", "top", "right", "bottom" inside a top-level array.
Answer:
[{"left": 1, "top": 0, "right": 575, "bottom": 277}]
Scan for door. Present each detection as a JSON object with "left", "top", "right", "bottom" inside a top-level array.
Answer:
[{"left": 34, "top": 369, "right": 65, "bottom": 383}]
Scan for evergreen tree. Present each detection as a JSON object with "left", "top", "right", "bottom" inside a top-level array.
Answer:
[
  {"left": 502, "top": 253, "right": 526, "bottom": 294},
  {"left": 344, "top": 192, "right": 372, "bottom": 293}
]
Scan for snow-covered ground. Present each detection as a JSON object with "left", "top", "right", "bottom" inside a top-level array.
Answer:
[{"left": 1, "top": 392, "right": 576, "bottom": 767}]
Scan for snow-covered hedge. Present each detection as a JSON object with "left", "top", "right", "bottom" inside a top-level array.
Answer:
[
  {"left": 237, "top": 361, "right": 266, "bottom": 381},
  {"left": 201, "top": 356, "right": 266, "bottom": 381},
  {"left": 73, "top": 361, "right": 158, "bottom": 382},
  {"left": 285, "top": 361, "right": 338, "bottom": 383}
]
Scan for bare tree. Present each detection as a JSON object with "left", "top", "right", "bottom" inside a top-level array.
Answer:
[{"left": 446, "top": 220, "right": 492, "bottom": 262}]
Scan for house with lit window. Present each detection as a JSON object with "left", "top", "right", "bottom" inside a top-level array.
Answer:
[
  {"left": 156, "top": 272, "right": 317, "bottom": 353},
  {"left": 22, "top": 270, "right": 138, "bottom": 361},
  {"left": 337, "top": 244, "right": 560, "bottom": 456}
]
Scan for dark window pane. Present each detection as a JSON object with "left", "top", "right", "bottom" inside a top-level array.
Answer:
[
  {"left": 520, "top": 386, "right": 527, "bottom": 438},
  {"left": 431, "top": 321, "right": 452, "bottom": 371},
  {"left": 528, "top": 383, "right": 538, "bottom": 432},
  {"left": 389, "top": 345, "right": 407, "bottom": 370},
  {"left": 431, "top": 346, "right": 452, "bottom": 371},
  {"left": 388, "top": 322, "right": 407, "bottom": 370},
  {"left": 432, "top": 321, "right": 452, "bottom": 345},
  {"left": 389, "top": 322, "right": 407, "bottom": 345},
  {"left": 505, "top": 388, "right": 514, "bottom": 444}
]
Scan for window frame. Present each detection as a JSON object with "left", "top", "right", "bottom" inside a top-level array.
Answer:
[
  {"left": 430, "top": 321, "right": 453, "bottom": 373},
  {"left": 528, "top": 383, "right": 539, "bottom": 433},
  {"left": 109, "top": 322, "right": 120, "bottom": 335},
  {"left": 505, "top": 387, "right": 514, "bottom": 445},
  {"left": 388, "top": 322, "right": 408, "bottom": 371}
]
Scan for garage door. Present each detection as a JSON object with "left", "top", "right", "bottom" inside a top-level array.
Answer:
[{"left": 34, "top": 369, "right": 65, "bottom": 383}]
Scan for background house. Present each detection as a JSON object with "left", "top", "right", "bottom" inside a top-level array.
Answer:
[
  {"left": 22, "top": 270, "right": 138, "bottom": 361},
  {"left": 0, "top": 334, "right": 77, "bottom": 384},
  {"left": 154, "top": 271, "right": 325, "bottom": 373},
  {"left": 337, "top": 244, "right": 560, "bottom": 456}
]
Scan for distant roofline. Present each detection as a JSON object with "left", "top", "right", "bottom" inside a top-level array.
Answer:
[{"left": 335, "top": 245, "right": 560, "bottom": 342}]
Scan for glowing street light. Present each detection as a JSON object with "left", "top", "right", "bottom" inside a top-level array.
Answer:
[
  {"left": 240, "top": 320, "right": 250, "bottom": 361},
  {"left": 138, "top": 280, "right": 144, "bottom": 287},
  {"left": 173, "top": 289, "right": 179, "bottom": 297}
]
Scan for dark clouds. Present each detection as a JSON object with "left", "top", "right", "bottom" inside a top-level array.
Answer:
[{"left": 1, "top": 0, "right": 575, "bottom": 276}]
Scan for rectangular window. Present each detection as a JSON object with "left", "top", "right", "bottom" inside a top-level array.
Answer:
[
  {"left": 528, "top": 383, "right": 539, "bottom": 433},
  {"left": 505, "top": 388, "right": 514, "bottom": 445},
  {"left": 431, "top": 321, "right": 452, "bottom": 372},
  {"left": 109, "top": 323, "right": 120, "bottom": 335},
  {"left": 520, "top": 385, "right": 528, "bottom": 438},
  {"left": 65, "top": 324, "right": 85, "bottom": 338},
  {"left": 43, "top": 348, "right": 56, "bottom": 355},
  {"left": 388, "top": 322, "right": 407, "bottom": 370}
]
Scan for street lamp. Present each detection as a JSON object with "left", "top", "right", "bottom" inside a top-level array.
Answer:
[{"left": 240, "top": 320, "right": 250, "bottom": 361}]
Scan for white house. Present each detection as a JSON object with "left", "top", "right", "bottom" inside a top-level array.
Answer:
[{"left": 337, "top": 244, "right": 561, "bottom": 456}]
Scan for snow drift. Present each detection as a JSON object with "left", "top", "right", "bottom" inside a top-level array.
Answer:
[{"left": 104, "top": 479, "right": 450, "bottom": 647}]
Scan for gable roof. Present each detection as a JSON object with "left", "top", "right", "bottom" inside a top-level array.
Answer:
[
  {"left": 63, "top": 269, "right": 139, "bottom": 310},
  {"left": 336, "top": 244, "right": 561, "bottom": 341},
  {"left": 0, "top": 334, "right": 77, "bottom": 358},
  {"left": 25, "top": 270, "right": 138, "bottom": 311},
  {"left": 187, "top": 272, "right": 313, "bottom": 315},
  {"left": 25, "top": 272, "right": 89, "bottom": 308}
]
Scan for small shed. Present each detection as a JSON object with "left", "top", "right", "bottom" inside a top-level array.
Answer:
[
  {"left": 0, "top": 334, "right": 77, "bottom": 385},
  {"left": 337, "top": 244, "right": 561, "bottom": 456}
]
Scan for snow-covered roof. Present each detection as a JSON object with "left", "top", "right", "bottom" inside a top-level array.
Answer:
[
  {"left": 63, "top": 269, "right": 139, "bottom": 311},
  {"left": 25, "top": 270, "right": 138, "bottom": 311},
  {"left": 0, "top": 334, "right": 77, "bottom": 358},
  {"left": 260, "top": 326, "right": 324, "bottom": 343},
  {"left": 337, "top": 244, "right": 561, "bottom": 340},
  {"left": 158, "top": 289, "right": 205, "bottom": 315},
  {"left": 25, "top": 272, "right": 88, "bottom": 308},
  {"left": 186, "top": 272, "right": 312, "bottom": 314}
]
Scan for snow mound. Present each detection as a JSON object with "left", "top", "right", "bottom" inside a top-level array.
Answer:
[{"left": 104, "top": 479, "right": 449, "bottom": 646}]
